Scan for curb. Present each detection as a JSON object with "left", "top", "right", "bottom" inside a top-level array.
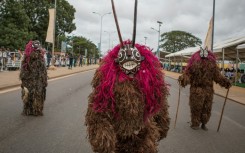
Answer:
[
  {"left": 0, "top": 68, "right": 97, "bottom": 91},
  {"left": 165, "top": 75, "right": 245, "bottom": 106},
  {"left": 214, "top": 93, "right": 245, "bottom": 106}
]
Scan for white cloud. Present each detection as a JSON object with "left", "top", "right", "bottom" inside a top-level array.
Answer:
[{"left": 67, "top": 0, "right": 245, "bottom": 54}]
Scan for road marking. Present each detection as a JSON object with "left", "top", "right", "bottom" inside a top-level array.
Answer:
[
  {"left": 0, "top": 69, "right": 95, "bottom": 94},
  {"left": 49, "top": 73, "right": 77, "bottom": 81},
  {"left": 213, "top": 111, "right": 245, "bottom": 130},
  {"left": 0, "top": 87, "right": 21, "bottom": 94},
  {"left": 49, "top": 69, "right": 95, "bottom": 81}
]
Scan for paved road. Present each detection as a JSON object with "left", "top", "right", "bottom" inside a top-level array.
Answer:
[
  {"left": 0, "top": 70, "right": 244, "bottom": 153},
  {"left": 0, "top": 70, "right": 94, "bottom": 153},
  {"left": 161, "top": 77, "right": 245, "bottom": 153}
]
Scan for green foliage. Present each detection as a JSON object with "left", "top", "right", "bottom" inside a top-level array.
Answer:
[
  {"left": 233, "top": 82, "right": 245, "bottom": 88},
  {"left": 160, "top": 30, "right": 202, "bottom": 53},
  {"left": 20, "top": 0, "right": 76, "bottom": 44},
  {"left": 65, "top": 36, "right": 99, "bottom": 58},
  {"left": 0, "top": 0, "right": 34, "bottom": 50},
  {"left": 56, "top": 0, "right": 76, "bottom": 35},
  {"left": 0, "top": 0, "right": 78, "bottom": 50},
  {"left": 20, "top": 0, "right": 51, "bottom": 43}
]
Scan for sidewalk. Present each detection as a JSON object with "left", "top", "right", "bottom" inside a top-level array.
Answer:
[
  {"left": 0, "top": 65, "right": 99, "bottom": 91},
  {"left": 163, "top": 70, "right": 245, "bottom": 106},
  {"left": 1, "top": 65, "right": 244, "bottom": 106}
]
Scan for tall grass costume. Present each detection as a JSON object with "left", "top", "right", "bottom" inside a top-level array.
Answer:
[
  {"left": 85, "top": 0, "right": 170, "bottom": 152},
  {"left": 178, "top": 47, "right": 231, "bottom": 130},
  {"left": 20, "top": 40, "right": 47, "bottom": 116}
]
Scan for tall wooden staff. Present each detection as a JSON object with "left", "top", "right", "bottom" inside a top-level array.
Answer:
[
  {"left": 174, "top": 85, "right": 181, "bottom": 128},
  {"left": 217, "top": 88, "right": 230, "bottom": 132}
]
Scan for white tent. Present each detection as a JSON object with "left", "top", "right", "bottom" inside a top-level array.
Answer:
[
  {"left": 165, "top": 36, "right": 245, "bottom": 61},
  {"left": 236, "top": 43, "right": 245, "bottom": 62},
  {"left": 165, "top": 46, "right": 199, "bottom": 58},
  {"left": 237, "top": 43, "right": 245, "bottom": 50},
  {"left": 213, "top": 36, "right": 245, "bottom": 61},
  {"left": 165, "top": 46, "right": 200, "bottom": 62},
  {"left": 162, "top": 35, "right": 245, "bottom": 74},
  {"left": 213, "top": 36, "right": 245, "bottom": 52}
]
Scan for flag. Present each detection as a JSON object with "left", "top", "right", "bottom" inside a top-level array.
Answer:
[
  {"left": 204, "top": 17, "right": 213, "bottom": 50},
  {"left": 46, "top": 9, "right": 55, "bottom": 43}
]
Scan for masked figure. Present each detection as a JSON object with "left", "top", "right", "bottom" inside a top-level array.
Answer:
[
  {"left": 178, "top": 47, "right": 231, "bottom": 130},
  {"left": 85, "top": 0, "right": 170, "bottom": 153},
  {"left": 20, "top": 40, "right": 47, "bottom": 116}
]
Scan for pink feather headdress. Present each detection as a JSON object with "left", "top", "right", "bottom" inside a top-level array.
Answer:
[
  {"left": 185, "top": 50, "right": 216, "bottom": 73},
  {"left": 93, "top": 40, "right": 168, "bottom": 120}
]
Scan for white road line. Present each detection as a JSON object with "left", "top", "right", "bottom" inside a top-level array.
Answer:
[
  {"left": 0, "top": 87, "right": 21, "bottom": 94},
  {"left": 0, "top": 69, "right": 95, "bottom": 94},
  {"left": 213, "top": 111, "right": 245, "bottom": 130}
]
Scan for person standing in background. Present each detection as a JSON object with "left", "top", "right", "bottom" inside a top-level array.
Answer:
[
  {"left": 47, "top": 51, "right": 52, "bottom": 68},
  {"left": 68, "top": 52, "right": 73, "bottom": 69},
  {"left": 79, "top": 54, "right": 83, "bottom": 67}
]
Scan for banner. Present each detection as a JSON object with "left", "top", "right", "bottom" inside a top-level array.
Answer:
[
  {"left": 61, "top": 41, "right": 67, "bottom": 52},
  {"left": 46, "top": 8, "right": 55, "bottom": 43},
  {"left": 204, "top": 17, "right": 213, "bottom": 50}
]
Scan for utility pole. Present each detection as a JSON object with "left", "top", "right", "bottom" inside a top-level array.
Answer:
[
  {"left": 157, "top": 21, "right": 163, "bottom": 58},
  {"left": 151, "top": 20, "right": 162, "bottom": 58},
  {"left": 144, "top": 36, "right": 147, "bottom": 45},
  {"left": 92, "top": 12, "right": 111, "bottom": 56},
  {"left": 104, "top": 31, "right": 116, "bottom": 50},
  {"left": 211, "top": 0, "right": 215, "bottom": 51}
]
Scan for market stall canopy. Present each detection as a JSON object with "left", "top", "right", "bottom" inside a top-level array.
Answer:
[
  {"left": 159, "top": 50, "right": 171, "bottom": 62},
  {"left": 165, "top": 46, "right": 199, "bottom": 62},
  {"left": 237, "top": 43, "right": 245, "bottom": 49},
  {"left": 165, "top": 46, "right": 199, "bottom": 58},
  {"left": 213, "top": 36, "right": 245, "bottom": 61},
  {"left": 159, "top": 50, "right": 171, "bottom": 58},
  {"left": 165, "top": 35, "right": 245, "bottom": 62}
]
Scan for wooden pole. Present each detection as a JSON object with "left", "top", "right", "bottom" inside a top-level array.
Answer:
[
  {"left": 174, "top": 85, "right": 181, "bottom": 128},
  {"left": 217, "top": 88, "right": 230, "bottom": 132}
]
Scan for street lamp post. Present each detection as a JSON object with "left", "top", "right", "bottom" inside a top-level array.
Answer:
[
  {"left": 211, "top": 0, "right": 215, "bottom": 51},
  {"left": 151, "top": 21, "right": 163, "bottom": 58},
  {"left": 144, "top": 36, "right": 147, "bottom": 45},
  {"left": 111, "top": 39, "right": 118, "bottom": 48},
  {"left": 104, "top": 31, "right": 116, "bottom": 50},
  {"left": 92, "top": 12, "right": 111, "bottom": 56}
]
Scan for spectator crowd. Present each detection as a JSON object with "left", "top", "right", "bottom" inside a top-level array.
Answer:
[{"left": 0, "top": 46, "right": 99, "bottom": 71}]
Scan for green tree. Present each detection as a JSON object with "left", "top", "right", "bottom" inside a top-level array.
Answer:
[
  {"left": 20, "top": 0, "right": 50, "bottom": 43},
  {"left": 56, "top": 0, "right": 76, "bottom": 35},
  {"left": 65, "top": 36, "right": 99, "bottom": 58},
  {"left": 20, "top": 0, "right": 76, "bottom": 45},
  {"left": 160, "top": 30, "right": 202, "bottom": 53},
  {"left": 0, "top": 0, "right": 34, "bottom": 50},
  {"left": 0, "top": 0, "right": 76, "bottom": 49}
]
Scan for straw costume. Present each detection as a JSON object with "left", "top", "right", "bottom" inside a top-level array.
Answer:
[
  {"left": 20, "top": 40, "right": 47, "bottom": 116},
  {"left": 178, "top": 47, "right": 231, "bottom": 130},
  {"left": 85, "top": 0, "right": 170, "bottom": 152}
]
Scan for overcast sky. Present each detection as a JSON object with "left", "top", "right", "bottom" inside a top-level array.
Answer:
[{"left": 66, "top": 0, "right": 245, "bottom": 55}]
